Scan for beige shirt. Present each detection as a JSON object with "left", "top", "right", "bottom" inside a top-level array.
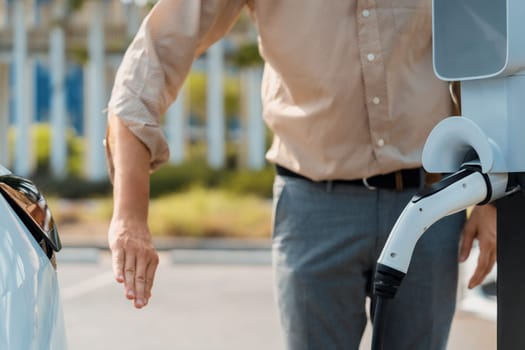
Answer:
[{"left": 108, "top": 0, "right": 454, "bottom": 181}]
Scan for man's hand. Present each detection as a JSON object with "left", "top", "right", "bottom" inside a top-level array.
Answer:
[
  {"left": 107, "top": 113, "right": 156, "bottom": 308},
  {"left": 109, "top": 218, "right": 159, "bottom": 309},
  {"left": 459, "top": 204, "right": 497, "bottom": 289}
]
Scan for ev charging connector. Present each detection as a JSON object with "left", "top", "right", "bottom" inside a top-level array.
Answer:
[
  {"left": 371, "top": 1, "right": 525, "bottom": 349},
  {"left": 374, "top": 165, "right": 511, "bottom": 299}
]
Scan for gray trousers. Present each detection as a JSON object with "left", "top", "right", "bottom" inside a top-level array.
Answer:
[{"left": 272, "top": 175, "right": 465, "bottom": 350}]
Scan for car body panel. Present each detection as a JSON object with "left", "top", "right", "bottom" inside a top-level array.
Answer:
[{"left": 0, "top": 194, "right": 67, "bottom": 349}]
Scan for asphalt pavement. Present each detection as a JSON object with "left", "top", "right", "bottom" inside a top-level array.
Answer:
[{"left": 57, "top": 248, "right": 496, "bottom": 350}]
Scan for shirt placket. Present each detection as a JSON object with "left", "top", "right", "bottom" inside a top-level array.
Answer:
[{"left": 356, "top": 0, "right": 390, "bottom": 161}]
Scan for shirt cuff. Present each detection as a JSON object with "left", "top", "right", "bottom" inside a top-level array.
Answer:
[{"left": 104, "top": 107, "right": 170, "bottom": 182}]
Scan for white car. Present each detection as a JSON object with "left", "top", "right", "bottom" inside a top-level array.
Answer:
[{"left": 0, "top": 165, "right": 67, "bottom": 349}]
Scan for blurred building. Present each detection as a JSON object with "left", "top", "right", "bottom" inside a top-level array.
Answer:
[{"left": 0, "top": 0, "right": 264, "bottom": 180}]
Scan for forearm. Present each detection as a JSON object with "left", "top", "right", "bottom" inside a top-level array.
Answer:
[
  {"left": 107, "top": 114, "right": 158, "bottom": 309},
  {"left": 108, "top": 113, "right": 150, "bottom": 224}
]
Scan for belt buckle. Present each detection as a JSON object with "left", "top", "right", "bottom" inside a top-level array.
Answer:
[{"left": 362, "top": 177, "right": 377, "bottom": 190}]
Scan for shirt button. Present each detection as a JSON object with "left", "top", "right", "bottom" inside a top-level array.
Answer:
[
  {"left": 367, "top": 53, "right": 376, "bottom": 62},
  {"left": 377, "top": 139, "right": 385, "bottom": 147},
  {"left": 372, "top": 97, "right": 381, "bottom": 105},
  {"left": 362, "top": 9, "right": 370, "bottom": 18}
]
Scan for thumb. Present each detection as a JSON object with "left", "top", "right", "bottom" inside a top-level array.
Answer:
[{"left": 459, "top": 222, "right": 476, "bottom": 262}]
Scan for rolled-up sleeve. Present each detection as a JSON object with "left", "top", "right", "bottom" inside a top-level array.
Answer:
[{"left": 106, "top": 0, "right": 246, "bottom": 176}]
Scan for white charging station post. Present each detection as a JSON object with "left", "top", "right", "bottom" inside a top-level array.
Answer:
[
  {"left": 428, "top": 1, "right": 525, "bottom": 348},
  {"left": 425, "top": 0, "right": 525, "bottom": 174}
]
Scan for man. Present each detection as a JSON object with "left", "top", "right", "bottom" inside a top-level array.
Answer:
[{"left": 105, "top": 1, "right": 496, "bottom": 349}]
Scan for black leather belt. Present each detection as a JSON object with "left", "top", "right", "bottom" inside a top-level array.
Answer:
[{"left": 275, "top": 165, "right": 424, "bottom": 191}]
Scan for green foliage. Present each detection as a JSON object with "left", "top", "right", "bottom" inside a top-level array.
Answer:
[
  {"left": 220, "top": 167, "right": 274, "bottom": 198},
  {"left": 6, "top": 124, "right": 109, "bottom": 199},
  {"left": 148, "top": 187, "right": 272, "bottom": 238},
  {"left": 33, "top": 124, "right": 52, "bottom": 174},
  {"left": 36, "top": 176, "right": 111, "bottom": 199},
  {"left": 27, "top": 124, "right": 84, "bottom": 177},
  {"left": 149, "top": 158, "right": 223, "bottom": 197},
  {"left": 224, "top": 73, "right": 240, "bottom": 119},
  {"left": 150, "top": 155, "right": 274, "bottom": 199},
  {"left": 186, "top": 72, "right": 240, "bottom": 123},
  {"left": 187, "top": 73, "right": 206, "bottom": 121},
  {"left": 66, "top": 135, "right": 85, "bottom": 177},
  {"left": 231, "top": 43, "right": 264, "bottom": 67},
  {"left": 90, "top": 186, "right": 273, "bottom": 238},
  {"left": 69, "top": 46, "right": 89, "bottom": 65},
  {"left": 67, "top": 0, "right": 85, "bottom": 11}
]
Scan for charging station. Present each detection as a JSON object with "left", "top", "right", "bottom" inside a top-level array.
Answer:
[
  {"left": 432, "top": 3, "right": 525, "bottom": 347},
  {"left": 372, "top": 1, "right": 525, "bottom": 349}
]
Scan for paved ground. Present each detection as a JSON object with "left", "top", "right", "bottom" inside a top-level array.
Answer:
[{"left": 57, "top": 249, "right": 496, "bottom": 350}]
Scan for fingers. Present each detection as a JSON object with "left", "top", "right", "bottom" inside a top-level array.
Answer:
[
  {"left": 468, "top": 248, "right": 496, "bottom": 289},
  {"left": 109, "top": 224, "right": 159, "bottom": 309},
  {"left": 124, "top": 251, "right": 137, "bottom": 300},
  {"left": 134, "top": 255, "right": 159, "bottom": 308},
  {"left": 111, "top": 248, "right": 125, "bottom": 283},
  {"left": 134, "top": 255, "right": 148, "bottom": 308},
  {"left": 462, "top": 205, "right": 497, "bottom": 289},
  {"left": 144, "top": 256, "right": 159, "bottom": 305},
  {"left": 459, "top": 223, "right": 475, "bottom": 262},
  {"left": 121, "top": 244, "right": 159, "bottom": 309}
]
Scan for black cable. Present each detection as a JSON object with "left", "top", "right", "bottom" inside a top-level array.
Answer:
[
  {"left": 371, "top": 263, "right": 405, "bottom": 350},
  {"left": 371, "top": 296, "right": 387, "bottom": 350}
]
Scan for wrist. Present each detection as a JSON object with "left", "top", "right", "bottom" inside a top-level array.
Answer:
[
  {"left": 109, "top": 215, "right": 152, "bottom": 242},
  {"left": 111, "top": 211, "right": 148, "bottom": 226}
]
